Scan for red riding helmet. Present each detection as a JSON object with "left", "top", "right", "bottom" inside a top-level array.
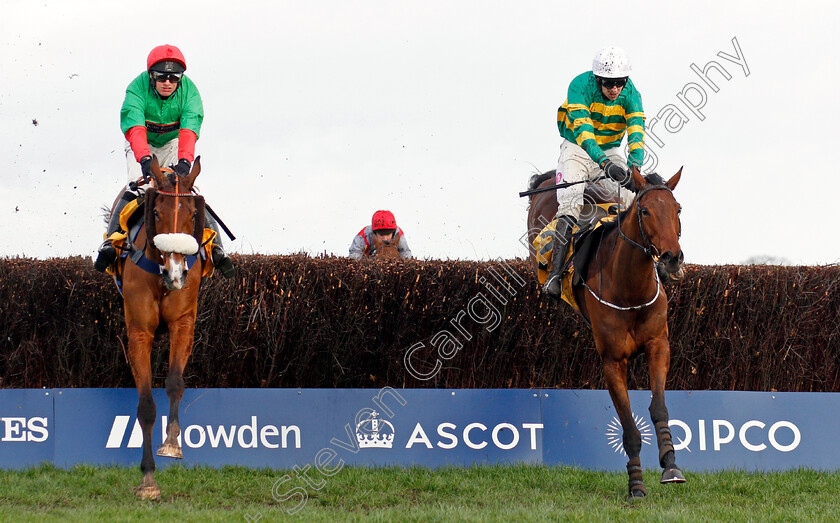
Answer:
[
  {"left": 371, "top": 210, "right": 397, "bottom": 231},
  {"left": 147, "top": 45, "right": 187, "bottom": 73}
]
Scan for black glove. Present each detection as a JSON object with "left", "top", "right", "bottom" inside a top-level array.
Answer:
[
  {"left": 600, "top": 159, "right": 627, "bottom": 181},
  {"left": 172, "top": 159, "right": 191, "bottom": 176},
  {"left": 139, "top": 155, "right": 152, "bottom": 179},
  {"left": 600, "top": 159, "right": 634, "bottom": 190}
]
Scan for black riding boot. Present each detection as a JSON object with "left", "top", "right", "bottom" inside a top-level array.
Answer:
[
  {"left": 93, "top": 192, "right": 133, "bottom": 272},
  {"left": 211, "top": 244, "right": 235, "bottom": 278},
  {"left": 543, "top": 215, "right": 575, "bottom": 301},
  {"left": 205, "top": 213, "right": 235, "bottom": 278}
]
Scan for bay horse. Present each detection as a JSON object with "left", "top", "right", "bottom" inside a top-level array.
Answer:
[
  {"left": 369, "top": 231, "right": 401, "bottom": 259},
  {"left": 115, "top": 157, "right": 207, "bottom": 500},
  {"left": 526, "top": 166, "right": 686, "bottom": 498}
]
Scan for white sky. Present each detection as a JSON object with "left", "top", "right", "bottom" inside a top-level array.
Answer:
[{"left": 2, "top": 0, "right": 837, "bottom": 265}]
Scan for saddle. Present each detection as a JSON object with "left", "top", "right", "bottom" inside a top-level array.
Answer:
[
  {"left": 533, "top": 203, "right": 624, "bottom": 312},
  {"left": 105, "top": 193, "right": 217, "bottom": 293}
]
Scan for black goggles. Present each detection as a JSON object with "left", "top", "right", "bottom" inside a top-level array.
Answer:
[
  {"left": 600, "top": 77, "right": 628, "bottom": 89},
  {"left": 151, "top": 71, "right": 183, "bottom": 84}
]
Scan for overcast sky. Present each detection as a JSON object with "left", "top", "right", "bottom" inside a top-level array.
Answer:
[{"left": 2, "top": 0, "right": 837, "bottom": 265}]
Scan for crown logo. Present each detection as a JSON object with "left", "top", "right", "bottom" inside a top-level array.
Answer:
[{"left": 356, "top": 410, "right": 395, "bottom": 449}]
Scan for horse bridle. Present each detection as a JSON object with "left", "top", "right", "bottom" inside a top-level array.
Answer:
[
  {"left": 582, "top": 184, "right": 680, "bottom": 311},
  {"left": 144, "top": 174, "right": 206, "bottom": 260},
  {"left": 616, "top": 185, "right": 681, "bottom": 259}
]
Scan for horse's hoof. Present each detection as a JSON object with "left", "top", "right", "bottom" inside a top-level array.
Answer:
[
  {"left": 661, "top": 467, "right": 686, "bottom": 483},
  {"left": 135, "top": 485, "right": 161, "bottom": 500},
  {"left": 628, "top": 488, "right": 647, "bottom": 500},
  {"left": 156, "top": 443, "right": 183, "bottom": 459}
]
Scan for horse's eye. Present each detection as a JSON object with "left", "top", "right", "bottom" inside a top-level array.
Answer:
[
  {"left": 153, "top": 209, "right": 159, "bottom": 220},
  {"left": 640, "top": 208, "right": 650, "bottom": 216}
]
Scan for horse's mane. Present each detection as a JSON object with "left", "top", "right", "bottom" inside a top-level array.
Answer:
[
  {"left": 527, "top": 170, "right": 555, "bottom": 192},
  {"left": 643, "top": 172, "right": 665, "bottom": 186},
  {"left": 526, "top": 170, "right": 555, "bottom": 211},
  {"left": 612, "top": 172, "right": 669, "bottom": 223}
]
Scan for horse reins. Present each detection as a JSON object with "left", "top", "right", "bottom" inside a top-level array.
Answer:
[{"left": 584, "top": 266, "right": 662, "bottom": 311}]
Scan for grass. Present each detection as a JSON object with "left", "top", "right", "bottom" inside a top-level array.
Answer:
[{"left": 0, "top": 464, "right": 837, "bottom": 521}]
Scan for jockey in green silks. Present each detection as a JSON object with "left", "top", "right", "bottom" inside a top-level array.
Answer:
[
  {"left": 94, "top": 44, "right": 233, "bottom": 278},
  {"left": 544, "top": 46, "right": 646, "bottom": 300}
]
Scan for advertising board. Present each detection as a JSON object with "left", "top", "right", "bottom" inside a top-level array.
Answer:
[{"left": 1, "top": 388, "right": 836, "bottom": 471}]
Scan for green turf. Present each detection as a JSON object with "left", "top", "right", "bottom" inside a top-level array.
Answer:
[{"left": 0, "top": 464, "right": 837, "bottom": 521}]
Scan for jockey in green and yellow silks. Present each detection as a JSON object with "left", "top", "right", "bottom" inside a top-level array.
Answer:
[
  {"left": 557, "top": 74, "right": 645, "bottom": 169},
  {"left": 544, "top": 46, "right": 646, "bottom": 300}
]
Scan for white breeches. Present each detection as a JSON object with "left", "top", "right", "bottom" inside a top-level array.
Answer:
[
  {"left": 124, "top": 138, "right": 179, "bottom": 186},
  {"left": 555, "top": 140, "right": 635, "bottom": 221}
]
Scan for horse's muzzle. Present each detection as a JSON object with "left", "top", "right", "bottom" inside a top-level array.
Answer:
[
  {"left": 161, "top": 267, "right": 187, "bottom": 290},
  {"left": 160, "top": 254, "right": 189, "bottom": 290},
  {"left": 658, "top": 250, "right": 685, "bottom": 281}
]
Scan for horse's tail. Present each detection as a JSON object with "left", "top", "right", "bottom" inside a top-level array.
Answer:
[
  {"left": 525, "top": 170, "right": 555, "bottom": 210},
  {"left": 101, "top": 205, "right": 112, "bottom": 225}
]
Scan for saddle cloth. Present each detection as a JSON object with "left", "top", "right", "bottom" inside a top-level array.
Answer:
[
  {"left": 104, "top": 196, "right": 217, "bottom": 285},
  {"left": 533, "top": 203, "right": 624, "bottom": 312}
]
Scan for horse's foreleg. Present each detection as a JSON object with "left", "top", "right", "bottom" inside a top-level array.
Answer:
[
  {"left": 157, "top": 318, "right": 195, "bottom": 459},
  {"left": 128, "top": 330, "right": 160, "bottom": 500},
  {"left": 603, "top": 357, "right": 646, "bottom": 498},
  {"left": 156, "top": 368, "right": 184, "bottom": 459},
  {"left": 646, "top": 338, "right": 686, "bottom": 484}
]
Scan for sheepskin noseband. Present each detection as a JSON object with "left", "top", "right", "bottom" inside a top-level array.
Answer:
[{"left": 153, "top": 233, "right": 199, "bottom": 255}]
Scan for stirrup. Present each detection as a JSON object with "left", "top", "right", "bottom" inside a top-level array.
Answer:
[{"left": 93, "top": 240, "right": 117, "bottom": 272}]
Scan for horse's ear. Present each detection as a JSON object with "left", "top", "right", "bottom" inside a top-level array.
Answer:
[
  {"left": 393, "top": 231, "right": 401, "bottom": 246},
  {"left": 631, "top": 166, "right": 647, "bottom": 191},
  {"left": 665, "top": 167, "right": 683, "bottom": 191},
  {"left": 185, "top": 156, "right": 201, "bottom": 190},
  {"left": 150, "top": 155, "right": 166, "bottom": 188}
]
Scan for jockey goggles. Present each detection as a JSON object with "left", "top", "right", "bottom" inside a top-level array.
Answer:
[
  {"left": 599, "top": 77, "right": 628, "bottom": 89},
  {"left": 151, "top": 71, "right": 183, "bottom": 84}
]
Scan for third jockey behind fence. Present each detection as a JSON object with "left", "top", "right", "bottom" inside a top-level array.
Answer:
[
  {"left": 349, "top": 210, "right": 413, "bottom": 260},
  {"left": 544, "top": 46, "right": 646, "bottom": 300},
  {"left": 93, "top": 44, "right": 234, "bottom": 277}
]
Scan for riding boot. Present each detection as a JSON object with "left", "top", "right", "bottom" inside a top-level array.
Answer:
[
  {"left": 543, "top": 215, "right": 575, "bottom": 301},
  {"left": 211, "top": 244, "right": 235, "bottom": 278},
  {"left": 93, "top": 192, "right": 133, "bottom": 272},
  {"left": 205, "top": 213, "right": 235, "bottom": 278}
]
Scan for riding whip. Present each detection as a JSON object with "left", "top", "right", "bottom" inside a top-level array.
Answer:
[
  {"left": 518, "top": 175, "right": 607, "bottom": 197},
  {"left": 205, "top": 204, "right": 236, "bottom": 241}
]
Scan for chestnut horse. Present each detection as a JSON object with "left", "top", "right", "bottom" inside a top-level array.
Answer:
[
  {"left": 526, "top": 166, "right": 686, "bottom": 498},
  {"left": 369, "top": 231, "right": 401, "bottom": 259},
  {"left": 116, "top": 157, "right": 207, "bottom": 500}
]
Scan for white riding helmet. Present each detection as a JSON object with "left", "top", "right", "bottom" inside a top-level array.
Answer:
[{"left": 592, "top": 46, "right": 632, "bottom": 78}]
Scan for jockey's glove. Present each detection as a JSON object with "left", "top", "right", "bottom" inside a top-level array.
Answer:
[
  {"left": 173, "top": 159, "right": 191, "bottom": 176},
  {"left": 600, "top": 159, "right": 634, "bottom": 191},
  {"left": 139, "top": 155, "right": 152, "bottom": 179}
]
